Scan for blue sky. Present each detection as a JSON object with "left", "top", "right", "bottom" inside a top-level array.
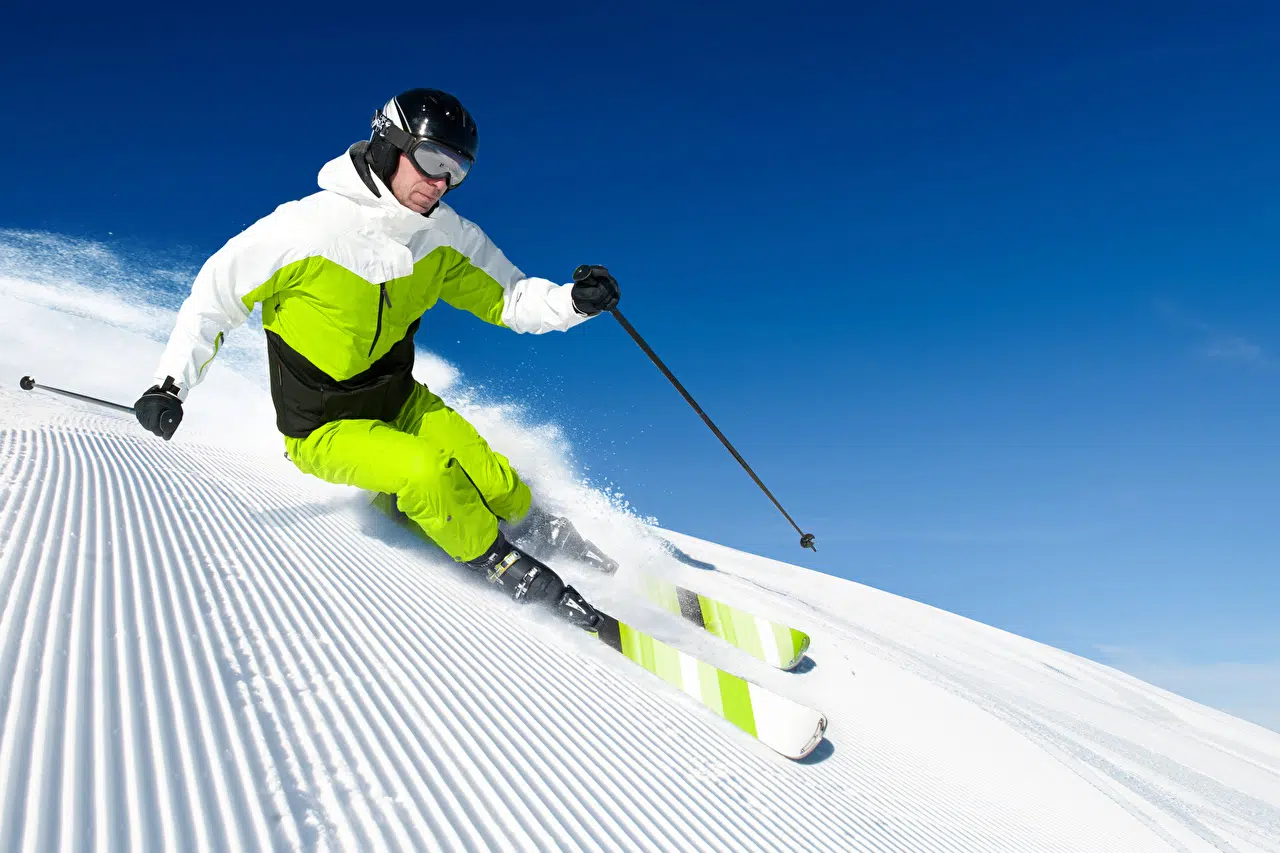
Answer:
[{"left": 3, "top": 0, "right": 1278, "bottom": 727}]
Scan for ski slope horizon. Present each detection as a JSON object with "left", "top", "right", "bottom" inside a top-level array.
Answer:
[{"left": 2, "top": 247, "right": 1279, "bottom": 850}]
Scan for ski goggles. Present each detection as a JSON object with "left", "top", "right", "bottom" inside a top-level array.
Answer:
[
  {"left": 373, "top": 112, "right": 473, "bottom": 187},
  {"left": 404, "top": 138, "right": 472, "bottom": 186}
]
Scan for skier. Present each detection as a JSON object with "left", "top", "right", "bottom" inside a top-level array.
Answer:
[{"left": 134, "top": 88, "right": 618, "bottom": 629}]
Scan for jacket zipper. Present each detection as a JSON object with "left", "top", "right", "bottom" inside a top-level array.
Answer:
[{"left": 368, "top": 283, "right": 393, "bottom": 356}]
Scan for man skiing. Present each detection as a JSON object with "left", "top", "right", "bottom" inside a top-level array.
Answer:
[{"left": 135, "top": 88, "right": 618, "bottom": 629}]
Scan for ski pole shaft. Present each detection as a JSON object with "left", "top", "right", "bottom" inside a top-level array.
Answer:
[
  {"left": 608, "top": 310, "right": 817, "bottom": 552},
  {"left": 18, "top": 376, "right": 135, "bottom": 414}
]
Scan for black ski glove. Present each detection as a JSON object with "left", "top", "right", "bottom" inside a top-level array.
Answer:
[
  {"left": 135, "top": 376, "right": 184, "bottom": 441},
  {"left": 571, "top": 264, "right": 621, "bottom": 316}
]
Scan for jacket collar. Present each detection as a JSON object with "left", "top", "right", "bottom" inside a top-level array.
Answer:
[{"left": 317, "top": 144, "right": 438, "bottom": 234}]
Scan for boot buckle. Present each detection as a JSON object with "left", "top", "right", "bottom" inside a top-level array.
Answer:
[{"left": 488, "top": 551, "right": 521, "bottom": 584}]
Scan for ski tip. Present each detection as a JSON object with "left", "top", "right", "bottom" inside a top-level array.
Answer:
[
  {"left": 781, "top": 632, "right": 812, "bottom": 671},
  {"left": 772, "top": 713, "right": 827, "bottom": 760},
  {"left": 795, "top": 714, "right": 829, "bottom": 760},
  {"left": 748, "top": 684, "right": 829, "bottom": 760}
]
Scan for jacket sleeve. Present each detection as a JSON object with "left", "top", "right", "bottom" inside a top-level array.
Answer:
[
  {"left": 152, "top": 233, "right": 309, "bottom": 400},
  {"left": 437, "top": 211, "right": 591, "bottom": 334}
]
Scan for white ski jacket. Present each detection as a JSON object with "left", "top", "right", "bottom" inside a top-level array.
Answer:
[{"left": 151, "top": 143, "right": 592, "bottom": 435}]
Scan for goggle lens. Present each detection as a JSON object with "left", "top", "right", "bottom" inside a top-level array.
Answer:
[{"left": 410, "top": 140, "right": 472, "bottom": 187}]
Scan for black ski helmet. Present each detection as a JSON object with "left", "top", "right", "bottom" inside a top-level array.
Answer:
[{"left": 371, "top": 88, "right": 479, "bottom": 163}]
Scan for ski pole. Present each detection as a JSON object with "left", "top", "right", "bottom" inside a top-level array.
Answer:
[
  {"left": 604, "top": 306, "right": 817, "bottom": 552},
  {"left": 18, "top": 376, "right": 135, "bottom": 414}
]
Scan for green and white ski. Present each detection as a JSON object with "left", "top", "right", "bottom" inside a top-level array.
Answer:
[
  {"left": 368, "top": 493, "right": 827, "bottom": 758},
  {"left": 489, "top": 503, "right": 815, "bottom": 671},
  {"left": 591, "top": 612, "right": 826, "bottom": 759},
  {"left": 634, "top": 574, "right": 811, "bottom": 671},
  {"left": 371, "top": 493, "right": 812, "bottom": 669}
]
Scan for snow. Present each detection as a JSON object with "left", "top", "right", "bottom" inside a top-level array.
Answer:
[{"left": 1, "top": 274, "right": 1278, "bottom": 852}]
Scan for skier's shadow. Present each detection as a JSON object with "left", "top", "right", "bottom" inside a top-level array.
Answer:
[{"left": 658, "top": 538, "right": 718, "bottom": 571}]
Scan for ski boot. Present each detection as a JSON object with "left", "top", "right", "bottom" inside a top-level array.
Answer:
[
  {"left": 465, "top": 532, "right": 603, "bottom": 631},
  {"left": 504, "top": 506, "right": 619, "bottom": 575}
]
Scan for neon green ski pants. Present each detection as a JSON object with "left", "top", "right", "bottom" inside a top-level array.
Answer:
[{"left": 283, "top": 382, "right": 531, "bottom": 562}]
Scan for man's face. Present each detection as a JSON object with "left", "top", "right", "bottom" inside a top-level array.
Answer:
[{"left": 389, "top": 153, "right": 449, "bottom": 214}]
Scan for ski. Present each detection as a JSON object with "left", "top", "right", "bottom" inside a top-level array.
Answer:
[
  {"left": 633, "top": 574, "right": 811, "bottom": 671},
  {"left": 590, "top": 612, "right": 827, "bottom": 759},
  {"left": 368, "top": 493, "right": 827, "bottom": 758},
  {"left": 371, "top": 493, "right": 812, "bottom": 670},
  {"left": 501, "top": 507, "right": 812, "bottom": 671}
]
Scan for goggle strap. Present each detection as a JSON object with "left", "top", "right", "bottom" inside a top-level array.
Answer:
[{"left": 372, "top": 111, "right": 416, "bottom": 153}]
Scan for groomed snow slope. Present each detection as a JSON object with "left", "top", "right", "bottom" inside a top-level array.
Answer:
[{"left": 1, "top": 289, "right": 1279, "bottom": 853}]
